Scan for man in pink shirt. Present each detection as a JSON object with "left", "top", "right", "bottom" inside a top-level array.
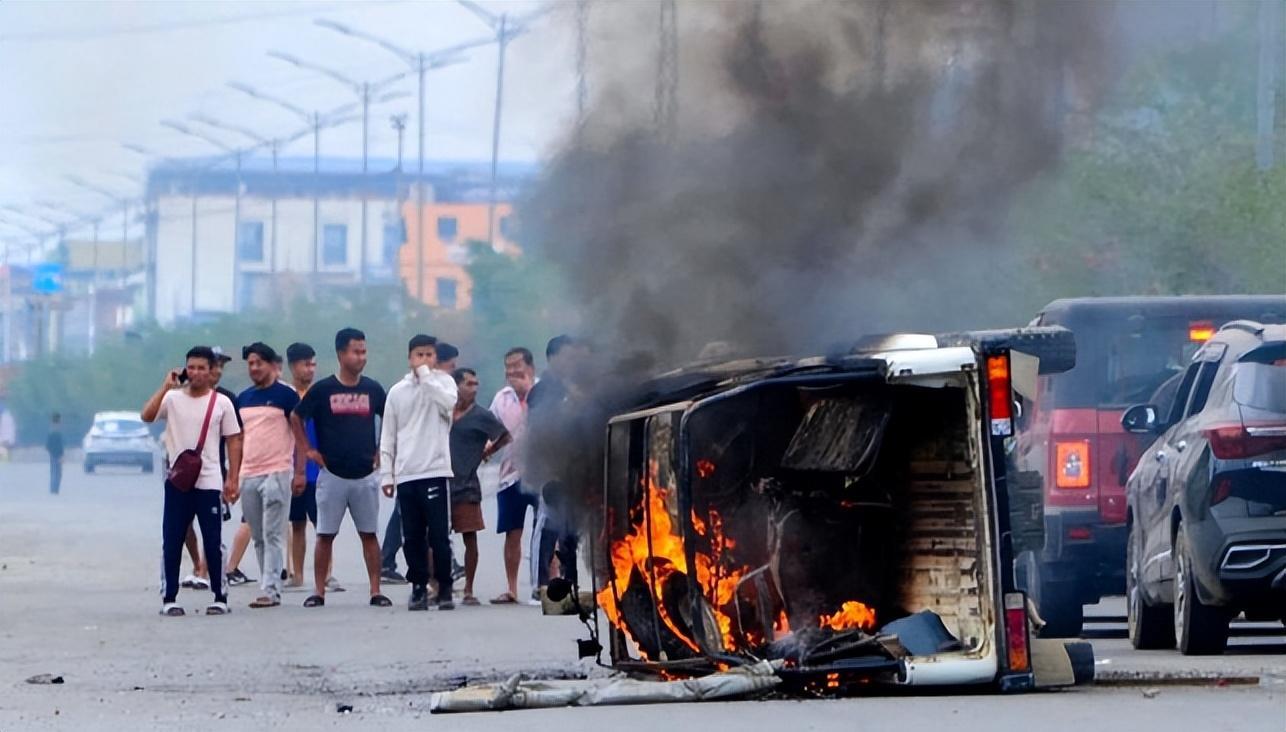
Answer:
[
  {"left": 488, "top": 346, "right": 538, "bottom": 604},
  {"left": 236, "top": 342, "right": 300, "bottom": 608}
]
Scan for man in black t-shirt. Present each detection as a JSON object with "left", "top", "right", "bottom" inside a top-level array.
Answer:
[{"left": 291, "top": 328, "right": 390, "bottom": 608}]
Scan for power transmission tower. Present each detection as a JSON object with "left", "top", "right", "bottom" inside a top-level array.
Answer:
[{"left": 655, "top": 0, "right": 678, "bottom": 143}]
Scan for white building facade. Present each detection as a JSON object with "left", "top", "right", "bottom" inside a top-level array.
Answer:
[{"left": 148, "top": 166, "right": 423, "bottom": 325}]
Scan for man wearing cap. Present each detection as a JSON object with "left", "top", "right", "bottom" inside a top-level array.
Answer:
[{"left": 237, "top": 343, "right": 301, "bottom": 608}]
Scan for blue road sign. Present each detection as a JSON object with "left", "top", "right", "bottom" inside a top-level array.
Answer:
[{"left": 32, "top": 263, "right": 63, "bottom": 294}]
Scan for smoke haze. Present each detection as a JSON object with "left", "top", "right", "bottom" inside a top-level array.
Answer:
[{"left": 522, "top": 0, "right": 1122, "bottom": 371}]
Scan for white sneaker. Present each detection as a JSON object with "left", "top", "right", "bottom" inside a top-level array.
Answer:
[{"left": 325, "top": 576, "right": 346, "bottom": 593}]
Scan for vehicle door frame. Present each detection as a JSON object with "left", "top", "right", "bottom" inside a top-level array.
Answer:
[{"left": 1137, "top": 360, "right": 1199, "bottom": 587}]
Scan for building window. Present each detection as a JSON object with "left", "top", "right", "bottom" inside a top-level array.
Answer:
[
  {"left": 238, "top": 221, "right": 264, "bottom": 262},
  {"left": 322, "top": 224, "right": 348, "bottom": 266},
  {"left": 437, "top": 215, "right": 458, "bottom": 242},
  {"left": 437, "top": 277, "right": 458, "bottom": 309},
  {"left": 498, "top": 215, "right": 514, "bottom": 241},
  {"left": 382, "top": 219, "right": 405, "bottom": 266}
]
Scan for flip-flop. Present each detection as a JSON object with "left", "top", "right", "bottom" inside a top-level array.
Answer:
[
  {"left": 369, "top": 594, "right": 393, "bottom": 607},
  {"left": 249, "top": 597, "right": 281, "bottom": 609},
  {"left": 462, "top": 595, "right": 481, "bottom": 606},
  {"left": 303, "top": 595, "right": 325, "bottom": 608},
  {"left": 159, "top": 603, "right": 185, "bottom": 617},
  {"left": 205, "top": 601, "right": 229, "bottom": 615},
  {"left": 490, "top": 592, "right": 517, "bottom": 605}
]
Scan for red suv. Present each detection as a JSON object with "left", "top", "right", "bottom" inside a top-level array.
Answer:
[{"left": 1014, "top": 296, "right": 1286, "bottom": 636}]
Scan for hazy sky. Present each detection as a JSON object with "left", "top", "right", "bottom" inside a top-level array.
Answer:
[{"left": 0, "top": 0, "right": 575, "bottom": 241}]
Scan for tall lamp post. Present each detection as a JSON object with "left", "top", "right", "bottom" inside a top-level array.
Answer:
[
  {"left": 266, "top": 51, "right": 418, "bottom": 289},
  {"left": 456, "top": 1, "right": 548, "bottom": 250},
  {"left": 189, "top": 114, "right": 283, "bottom": 275},
  {"left": 161, "top": 119, "right": 246, "bottom": 314},
  {"left": 226, "top": 83, "right": 326, "bottom": 278},
  {"left": 314, "top": 19, "right": 488, "bottom": 302}
]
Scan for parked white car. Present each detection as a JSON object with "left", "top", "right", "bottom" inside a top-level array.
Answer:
[{"left": 83, "top": 411, "right": 157, "bottom": 473}]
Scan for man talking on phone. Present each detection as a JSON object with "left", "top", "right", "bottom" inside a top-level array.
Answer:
[{"left": 142, "top": 347, "right": 243, "bottom": 617}]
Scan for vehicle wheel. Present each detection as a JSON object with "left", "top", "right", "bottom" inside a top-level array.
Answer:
[
  {"left": 84, "top": 462, "right": 95, "bottom": 474},
  {"left": 1174, "top": 531, "right": 1230, "bottom": 655},
  {"left": 1127, "top": 522, "right": 1174, "bottom": 649},
  {"left": 1025, "top": 555, "right": 1084, "bottom": 638}
]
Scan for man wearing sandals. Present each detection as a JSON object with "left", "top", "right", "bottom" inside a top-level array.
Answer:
[
  {"left": 291, "top": 328, "right": 391, "bottom": 608},
  {"left": 449, "top": 367, "right": 510, "bottom": 606},
  {"left": 379, "top": 335, "right": 458, "bottom": 611},
  {"left": 236, "top": 342, "right": 300, "bottom": 609},
  {"left": 142, "top": 346, "right": 243, "bottom": 617}
]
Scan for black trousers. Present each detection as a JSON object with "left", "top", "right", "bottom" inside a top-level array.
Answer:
[
  {"left": 537, "top": 481, "right": 578, "bottom": 587},
  {"left": 397, "top": 478, "right": 452, "bottom": 596},
  {"left": 161, "top": 482, "right": 225, "bottom": 603},
  {"left": 538, "top": 528, "right": 579, "bottom": 587}
]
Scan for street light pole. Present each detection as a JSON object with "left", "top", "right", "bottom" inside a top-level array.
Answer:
[
  {"left": 262, "top": 54, "right": 413, "bottom": 291},
  {"left": 486, "top": 15, "right": 506, "bottom": 250},
  {"left": 457, "top": 1, "right": 547, "bottom": 251},
  {"left": 162, "top": 119, "right": 244, "bottom": 313},
  {"left": 417, "top": 53, "right": 426, "bottom": 301},
  {"left": 189, "top": 114, "right": 283, "bottom": 274},
  {"left": 314, "top": 20, "right": 485, "bottom": 304}
]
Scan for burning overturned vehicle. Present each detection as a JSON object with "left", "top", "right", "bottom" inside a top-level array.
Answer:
[
  {"left": 431, "top": 329, "right": 1094, "bottom": 713},
  {"left": 587, "top": 329, "right": 1091, "bottom": 695}
]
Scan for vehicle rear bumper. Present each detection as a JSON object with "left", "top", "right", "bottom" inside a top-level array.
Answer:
[
  {"left": 1208, "top": 526, "right": 1286, "bottom": 606},
  {"left": 1039, "top": 509, "right": 1127, "bottom": 599},
  {"left": 85, "top": 451, "right": 153, "bottom": 464}
]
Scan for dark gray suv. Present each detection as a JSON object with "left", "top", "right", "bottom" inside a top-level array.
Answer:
[{"left": 1122, "top": 321, "right": 1286, "bottom": 655}]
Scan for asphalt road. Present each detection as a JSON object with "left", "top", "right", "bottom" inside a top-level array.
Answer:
[{"left": 1, "top": 458, "right": 1283, "bottom": 730}]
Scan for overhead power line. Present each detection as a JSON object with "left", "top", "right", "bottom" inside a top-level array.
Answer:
[{"left": 0, "top": 1, "right": 402, "bottom": 42}]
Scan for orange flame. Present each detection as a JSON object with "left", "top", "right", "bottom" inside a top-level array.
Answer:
[
  {"left": 819, "top": 601, "right": 878, "bottom": 632},
  {"left": 597, "top": 463, "right": 750, "bottom": 659}
]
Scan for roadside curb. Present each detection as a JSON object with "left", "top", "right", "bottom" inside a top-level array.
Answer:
[{"left": 1094, "top": 670, "right": 1265, "bottom": 688}]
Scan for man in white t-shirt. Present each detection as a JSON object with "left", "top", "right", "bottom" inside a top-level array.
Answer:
[{"left": 142, "top": 346, "right": 243, "bottom": 617}]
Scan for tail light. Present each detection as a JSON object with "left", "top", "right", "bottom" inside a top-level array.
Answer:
[
  {"left": 1204, "top": 424, "right": 1286, "bottom": 460},
  {"left": 1188, "top": 321, "right": 1216, "bottom": 342},
  {"left": 987, "top": 353, "right": 1013, "bottom": 437},
  {"left": 1055, "top": 440, "right": 1092, "bottom": 489},
  {"left": 1004, "top": 592, "right": 1030, "bottom": 673},
  {"left": 1066, "top": 526, "right": 1092, "bottom": 541}
]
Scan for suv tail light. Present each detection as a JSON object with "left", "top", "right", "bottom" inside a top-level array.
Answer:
[
  {"left": 1055, "top": 440, "right": 1092, "bottom": 488},
  {"left": 987, "top": 353, "right": 1013, "bottom": 437},
  {"left": 1204, "top": 424, "right": 1286, "bottom": 460},
  {"left": 1004, "top": 592, "right": 1031, "bottom": 673}
]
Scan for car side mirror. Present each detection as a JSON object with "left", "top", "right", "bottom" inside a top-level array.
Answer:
[{"left": 1121, "top": 404, "right": 1160, "bottom": 434}]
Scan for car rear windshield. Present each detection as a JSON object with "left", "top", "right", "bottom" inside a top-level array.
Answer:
[
  {"left": 96, "top": 419, "right": 147, "bottom": 434},
  {"left": 1045, "top": 316, "right": 1202, "bottom": 408},
  {"left": 1234, "top": 344, "right": 1286, "bottom": 413}
]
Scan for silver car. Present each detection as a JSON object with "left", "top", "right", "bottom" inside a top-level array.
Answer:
[{"left": 83, "top": 411, "right": 157, "bottom": 473}]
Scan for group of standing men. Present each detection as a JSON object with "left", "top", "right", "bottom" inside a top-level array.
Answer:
[{"left": 142, "top": 326, "right": 581, "bottom": 616}]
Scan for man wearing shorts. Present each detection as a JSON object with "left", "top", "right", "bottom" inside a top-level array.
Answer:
[
  {"left": 286, "top": 342, "right": 323, "bottom": 586},
  {"left": 291, "top": 328, "right": 390, "bottom": 608},
  {"left": 488, "top": 346, "right": 539, "bottom": 604},
  {"left": 379, "top": 335, "right": 458, "bottom": 610},
  {"left": 236, "top": 342, "right": 300, "bottom": 609},
  {"left": 450, "top": 368, "right": 510, "bottom": 605}
]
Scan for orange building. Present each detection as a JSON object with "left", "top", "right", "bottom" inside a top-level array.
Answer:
[{"left": 398, "top": 201, "right": 519, "bottom": 309}]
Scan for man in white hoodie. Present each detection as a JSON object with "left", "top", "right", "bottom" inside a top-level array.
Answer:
[{"left": 380, "top": 334, "right": 459, "bottom": 611}]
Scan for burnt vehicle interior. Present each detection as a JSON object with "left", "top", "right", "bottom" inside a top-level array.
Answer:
[{"left": 596, "top": 370, "right": 995, "bottom": 686}]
